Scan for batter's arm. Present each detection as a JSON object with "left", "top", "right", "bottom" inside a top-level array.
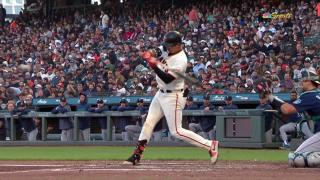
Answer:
[
  {"left": 153, "top": 65, "right": 176, "bottom": 84},
  {"left": 146, "top": 57, "right": 176, "bottom": 84}
]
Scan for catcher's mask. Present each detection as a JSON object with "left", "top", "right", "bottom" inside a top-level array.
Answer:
[{"left": 301, "top": 70, "right": 320, "bottom": 86}]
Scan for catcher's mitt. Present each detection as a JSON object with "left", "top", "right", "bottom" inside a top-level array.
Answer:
[{"left": 253, "top": 78, "right": 272, "bottom": 94}]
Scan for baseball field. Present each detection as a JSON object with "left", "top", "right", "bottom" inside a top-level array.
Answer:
[{"left": 0, "top": 146, "right": 317, "bottom": 180}]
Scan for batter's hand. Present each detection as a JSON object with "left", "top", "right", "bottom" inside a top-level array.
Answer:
[
  {"left": 140, "top": 51, "right": 153, "bottom": 60},
  {"left": 146, "top": 57, "right": 159, "bottom": 68},
  {"left": 140, "top": 51, "right": 158, "bottom": 68}
]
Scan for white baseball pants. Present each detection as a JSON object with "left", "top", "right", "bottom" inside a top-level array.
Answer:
[{"left": 138, "top": 91, "right": 212, "bottom": 150}]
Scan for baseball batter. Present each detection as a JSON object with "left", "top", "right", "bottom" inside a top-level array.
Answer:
[
  {"left": 267, "top": 71, "right": 320, "bottom": 167},
  {"left": 124, "top": 31, "right": 218, "bottom": 165}
]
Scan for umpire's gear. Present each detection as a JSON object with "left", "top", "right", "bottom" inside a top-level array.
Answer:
[{"left": 163, "top": 31, "right": 182, "bottom": 48}]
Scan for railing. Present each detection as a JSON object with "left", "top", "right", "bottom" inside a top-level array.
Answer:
[
  {"left": 32, "top": 93, "right": 291, "bottom": 106},
  {"left": 1, "top": 109, "right": 271, "bottom": 142}
]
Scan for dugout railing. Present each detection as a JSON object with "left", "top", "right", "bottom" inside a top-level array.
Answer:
[{"left": 0, "top": 109, "right": 282, "bottom": 148}]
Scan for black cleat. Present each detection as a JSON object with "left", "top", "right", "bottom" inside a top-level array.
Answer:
[{"left": 123, "top": 154, "right": 141, "bottom": 165}]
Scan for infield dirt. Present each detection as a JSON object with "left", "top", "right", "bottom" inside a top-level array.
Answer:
[{"left": 0, "top": 160, "right": 318, "bottom": 180}]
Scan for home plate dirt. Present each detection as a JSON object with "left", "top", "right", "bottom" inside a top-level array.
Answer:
[{"left": 0, "top": 160, "right": 318, "bottom": 180}]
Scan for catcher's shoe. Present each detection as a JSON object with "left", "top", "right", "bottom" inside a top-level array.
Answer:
[
  {"left": 279, "top": 143, "right": 290, "bottom": 150},
  {"left": 209, "top": 140, "right": 219, "bottom": 165},
  {"left": 123, "top": 153, "right": 141, "bottom": 165}
]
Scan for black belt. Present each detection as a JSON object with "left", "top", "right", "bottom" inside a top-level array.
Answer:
[{"left": 160, "top": 89, "right": 183, "bottom": 93}]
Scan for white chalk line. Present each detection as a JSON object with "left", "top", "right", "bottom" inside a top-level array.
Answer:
[
  {"left": 0, "top": 167, "right": 215, "bottom": 174},
  {"left": 0, "top": 164, "right": 72, "bottom": 167},
  {"left": 0, "top": 161, "right": 278, "bottom": 174}
]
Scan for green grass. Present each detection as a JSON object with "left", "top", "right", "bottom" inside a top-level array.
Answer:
[{"left": 0, "top": 146, "right": 289, "bottom": 162}]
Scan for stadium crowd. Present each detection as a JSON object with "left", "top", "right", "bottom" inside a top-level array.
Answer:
[
  {"left": 0, "top": 0, "right": 319, "bottom": 143},
  {"left": 0, "top": 0, "right": 319, "bottom": 107}
]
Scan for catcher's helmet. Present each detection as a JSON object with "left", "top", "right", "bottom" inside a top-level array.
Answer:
[
  {"left": 163, "top": 31, "right": 182, "bottom": 48},
  {"left": 301, "top": 69, "right": 320, "bottom": 85}
]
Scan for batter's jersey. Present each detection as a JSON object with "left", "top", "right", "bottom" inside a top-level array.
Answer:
[
  {"left": 292, "top": 90, "right": 320, "bottom": 117},
  {"left": 156, "top": 50, "right": 187, "bottom": 90}
]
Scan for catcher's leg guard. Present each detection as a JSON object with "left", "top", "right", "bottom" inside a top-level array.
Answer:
[{"left": 124, "top": 140, "right": 147, "bottom": 165}]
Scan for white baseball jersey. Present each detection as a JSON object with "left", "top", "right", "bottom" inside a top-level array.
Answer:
[
  {"left": 138, "top": 49, "right": 213, "bottom": 152},
  {"left": 156, "top": 50, "right": 187, "bottom": 91}
]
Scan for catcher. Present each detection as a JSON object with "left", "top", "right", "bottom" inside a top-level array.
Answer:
[{"left": 259, "top": 70, "right": 320, "bottom": 167}]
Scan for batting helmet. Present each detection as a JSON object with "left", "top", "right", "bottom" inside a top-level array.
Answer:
[{"left": 163, "top": 31, "right": 182, "bottom": 48}]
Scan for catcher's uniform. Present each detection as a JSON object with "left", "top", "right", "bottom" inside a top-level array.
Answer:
[
  {"left": 138, "top": 50, "right": 213, "bottom": 150},
  {"left": 293, "top": 90, "right": 320, "bottom": 153}
]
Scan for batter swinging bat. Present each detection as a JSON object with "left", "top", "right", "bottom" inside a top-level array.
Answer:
[{"left": 141, "top": 52, "right": 201, "bottom": 86}]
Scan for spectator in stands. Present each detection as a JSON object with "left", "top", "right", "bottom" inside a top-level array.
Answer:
[
  {"left": 84, "top": 83, "right": 97, "bottom": 97},
  {"left": 76, "top": 84, "right": 85, "bottom": 95},
  {"left": 0, "top": 0, "right": 319, "bottom": 101},
  {"left": 188, "top": 5, "right": 200, "bottom": 29},
  {"left": 51, "top": 97, "right": 73, "bottom": 141},
  {"left": 271, "top": 75, "right": 282, "bottom": 93},
  {"left": 64, "top": 82, "right": 77, "bottom": 98},
  {"left": 12, "top": 101, "right": 37, "bottom": 141},
  {"left": 76, "top": 93, "right": 91, "bottom": 141},
  {"left": 280, "top": 73, "right": 295, "bottom": 92},
  {"left": 88, "top": 99, "right": 109, "bottom": 141},
  {"left": 0, "top": 4, "right": 5, "bottom": 27},
  {"left": 256, "top": 93, "right": 273, "bottom": 143},
  {"left": 24, "top": 95, "right": 34, "bottom": 110},
  {"left": 100, "top": 10, "right": 109, "bottom": 41}
]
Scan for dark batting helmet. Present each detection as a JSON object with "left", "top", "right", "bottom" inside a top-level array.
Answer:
[{"left": 163, "top": 31, "right": 182, "bottom": 48}]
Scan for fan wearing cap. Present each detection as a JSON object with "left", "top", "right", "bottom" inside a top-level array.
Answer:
[
  {"left": 51, "top": 97, "right": 73, "bottom": 141},
  {"left": 88, "top": 99, "right": 109, "bottom": 141},
  {"left": 11, "top": 101, "right": 37, "bottom": 141},
  {"left": 125, "top": 31, "right": 219, "bottom": 165},
  {"left": 300, "top": 57, "right": 316, "bottom": 77},
  {"left": 266, "top": 71, "right": 320, "bottom": 167},
  {"left": 76, "top": 93, "right": 91, "bottom": 141}
]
